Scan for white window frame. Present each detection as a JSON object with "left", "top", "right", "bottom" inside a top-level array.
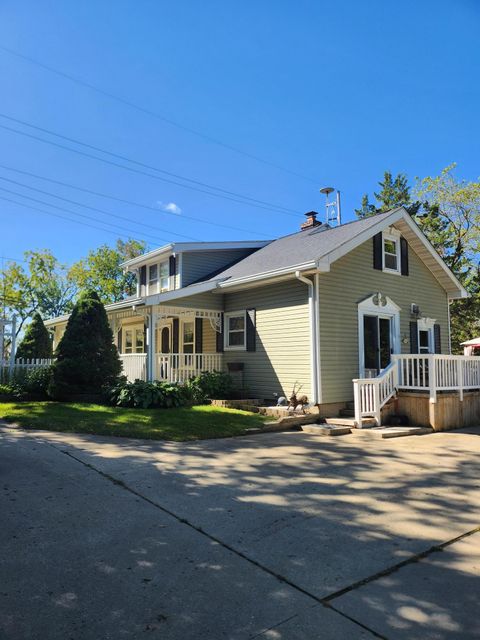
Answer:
[
  {"left": 147, "top": 260, "right": 170, "bottom": 295},
  {"left": 182, "top": 319, "right": 195, "bottom": 354},
  {"left": 224, "top": 310, "right": 247, "bottom": 351},
  {"left": 382, "top": 230, "right": 401, "bottom": 275}
]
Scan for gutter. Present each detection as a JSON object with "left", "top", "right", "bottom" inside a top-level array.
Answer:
[{"left": 295, "top": 270, "right": 321, "bottom": 405}]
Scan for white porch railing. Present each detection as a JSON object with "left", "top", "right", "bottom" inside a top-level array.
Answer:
[
  {"left": 353, "top": 354, "right": 480, "bottom": 426},
  {"left": 353, "top": 361, "right": 398, "bottom": 426},
  {"left": 0, "top": 358, "right": 54, "bottom": 382},
  {"left": 120, "top": 354, "right": 147, "bottom": 382},
  {"left": 155, "top": 353, "right": 223, "bottom": 383},
  {"left": 120, "top": 353, "right": 223, "bottom": 383}
]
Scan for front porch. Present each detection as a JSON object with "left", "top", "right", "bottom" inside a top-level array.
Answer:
[{"left": 111, "top": 305, "right": 224, "bottom": 383}]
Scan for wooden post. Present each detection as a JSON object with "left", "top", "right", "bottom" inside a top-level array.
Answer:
[{"left": 353, "top": 380, "right": 361, "bottom": 427}]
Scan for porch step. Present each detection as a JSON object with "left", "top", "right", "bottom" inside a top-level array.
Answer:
[
  {"left": 324, "top": 417, "right": 377, "bottom": 429},
  {"left": 351, "top": 426, "right": 433, "bottom": 439},
  {"left": 302, "top": 424, "right": 351, "bottom": 436}
]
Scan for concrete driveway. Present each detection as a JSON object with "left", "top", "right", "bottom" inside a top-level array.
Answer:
[{"left": 1, "top": 425, "right": 479, "bottom": 639}]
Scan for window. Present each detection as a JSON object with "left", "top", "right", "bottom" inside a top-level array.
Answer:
[
  {"left": 159, "top": 260, "right": 169, "bottom": 291},
  {"left": 148, "top": 264, "right": 158, "bottom": 293},
  {"left": 147, "top": 261, "right": 169, "bottom": 294},
  {"left": 225, "top": 311, "right": 246, "bottom": 350},
  {"left": 124, "top": 326, "right": 145, "bottom": 354},
  {"left": 383, "top": 235, "right": 400, "bottom": 273},
  {"left": 183, "top": 321, "right": 194, "bottom": 354}
]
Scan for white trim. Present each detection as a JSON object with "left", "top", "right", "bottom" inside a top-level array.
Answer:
[
  {"left": 295, "top": 271, "right": 320, "bottom": 404},
  {"left": 382, "top": 231, "right": 401, "bottom": 275},
  {"left": 315, "top": 273, "right": 322, "bottom": 404},
  {"left": 418, "top": 317, "right": 436, "bottom": 354},
  {"left": 223, "top": 310, "right": 247, "bottom": 351},
  {"left": 357, "top": 294, "right": 401, "bottom": 377}
]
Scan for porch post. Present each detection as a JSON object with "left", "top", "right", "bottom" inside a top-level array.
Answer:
[{"left": 147, "top": 311, "right": 158, "bottom": 381}]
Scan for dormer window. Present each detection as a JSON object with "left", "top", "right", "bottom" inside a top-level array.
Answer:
[
  {"left": 383, "top": 235, "right": 400, "bottom": 273},
  {"left": 147, "top": 260, "right": 170, "bottom": 294}
]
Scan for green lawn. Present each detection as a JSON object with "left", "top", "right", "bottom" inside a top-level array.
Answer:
[{"left": 0, "top": 402, "right": 271, "bottom": 441}]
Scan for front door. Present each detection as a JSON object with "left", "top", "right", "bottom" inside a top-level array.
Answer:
[
  {"left": 160, "top": 326, "right": 170, "bottom": 353},
  {"left": 363, "top": 315, "right": 392, "bottom": 375}
]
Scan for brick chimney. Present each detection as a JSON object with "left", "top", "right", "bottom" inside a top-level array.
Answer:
[{"left": 301, "top": 211, "right": 321, "bottom": 231}]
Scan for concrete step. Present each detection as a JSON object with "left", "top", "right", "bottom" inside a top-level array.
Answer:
[
  {"left": 302, "top": 424, "right": 351, "bottom": 436},
  {"left": 351, "top": 426, "right": 433, "bottom": 439},
  {"left": 324, "top": 417, "right": 377, "bottom": 429}
]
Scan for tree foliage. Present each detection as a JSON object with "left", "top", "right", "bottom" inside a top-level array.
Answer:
[
  {"left": 15, "top": 312, "right": 52, "bottom": 360},
  {"left": 49, "top": 290, "right": 122, "bottom": 399},
  {"left": 413, "top": 164, "right": 480, "bottom": 350},
  {"left": 0, "top": 250, "right": 76, "bottom": 339},
  {"left": 69, "top": 239, "right": 147, "bottom": 304},
  {"left": 355, "top": 171, "right": 420, "bottom": 218}
]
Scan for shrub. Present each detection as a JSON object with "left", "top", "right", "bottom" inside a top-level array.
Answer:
[
  {"left": 8, "top": 366, "right": 53, "bottom": 400},
  {"left": 107, "top": 379, "right": 193, "bottom": 409},
  {"left": 16, "top": 312, "right": 52, "bottom": 360},
  {"left": 189, "top": 370, "right": 234, "bottom": 399},
  {"left": 49, "top": 290, "right": 122, "bottom": 399}
]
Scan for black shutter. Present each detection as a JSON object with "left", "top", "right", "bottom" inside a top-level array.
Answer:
[
  {"left": 117, "top": 328, "right": 123, "bottom": 352},
  {"left": 216, "top": 313, "right": 224, "bottom": 353},
  {"left": 195, "top": 317, "right": 203, "bottom": 353},
  {"left": 410, "top": 320, "right": 418, "bottom": 354},
  {"left": 169, "top": 255, "right": 176, "bottom": 277},
  {"left": 140, "top": 266, "right": 146, "bottom": 286},
  {"left": 434, "top": 324, "right": 441, "bottom": 354},
  {"left": 400, "top": 237, "right": 409, "bottom": 276},
  {"left": 246, "top": 309, "right": 256, "bottom": 352},
  {"left": 144, "top": 324, "right": 147, "bottom": 354},
  {"left": 172, "top": 318, "right": 179, "bottom": 353},
  {"left": 373, "top": 233, "right": 383, "bottom": 270}
]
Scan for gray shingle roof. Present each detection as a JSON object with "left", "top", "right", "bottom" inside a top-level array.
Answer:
[{"left": 208, "top": 210, "right": 396, "bottom": 282}]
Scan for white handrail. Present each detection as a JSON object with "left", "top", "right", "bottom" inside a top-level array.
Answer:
[
  {"left": 119, "top": 352, "right": 223, "bottom": 383},
  {"left": 353, "top": 361, "right": 398, "bottom": 426}
]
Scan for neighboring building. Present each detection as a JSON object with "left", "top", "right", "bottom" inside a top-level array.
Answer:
[{"left": 45, "top": 207, "right": 467, "bottom": 415}]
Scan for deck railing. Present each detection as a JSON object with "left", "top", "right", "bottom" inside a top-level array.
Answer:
[
  {"left": 120, "top": 353, "right": 223, "bottom": 383},
  {"left": 353, "top": 354, "right": 480, "bottom": 425},
  {"left": 353, "top": 361, "right": 398, "bottom": 426}
]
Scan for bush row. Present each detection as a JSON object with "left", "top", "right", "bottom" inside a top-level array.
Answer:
[{"left": 1, "top": 368, "right": 235, "bottom": 409}]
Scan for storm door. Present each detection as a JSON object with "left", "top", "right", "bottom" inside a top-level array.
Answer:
[{"left": 363, "top": 315, "right": 392, "bottom": 375}]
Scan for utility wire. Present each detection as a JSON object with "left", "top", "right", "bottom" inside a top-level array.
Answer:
[
  {"left": 0, "top": 45, "right": 317, "bottom": 184},
  {"left": 0, "top": 113, "right": 300, "bottom": 216},
  {"left": 0, "top": 189, "right": 169, "bottom": 244},
  {"left": 0, "top": 174, "right": 199, "bottom": 241},
  {"left": 0, "top": 162, "right": 271, "bottom": 238}
]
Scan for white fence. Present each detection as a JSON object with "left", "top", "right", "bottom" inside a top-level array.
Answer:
[
  {"left": 120, "top": 353, "right": 223, "bottom": 383},
  {"left": 0, "top": 358, "right": 54, "bottom": 382},
  {"left": 353, "top": 354, "right": 480, "bottom": 426}
]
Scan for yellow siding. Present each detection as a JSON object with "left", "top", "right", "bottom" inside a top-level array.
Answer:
[
  {"left": 318, "top": 238, "right": 450, "bottom": 403},
  {"left": 202, "top": 319, "right": 217, "bottom": 353},
  {"left": 223, "top": 281, "right": 311, "bottom": 401}
]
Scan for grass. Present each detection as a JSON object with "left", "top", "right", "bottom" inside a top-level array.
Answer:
[{"left": 0, "top": 401, "right": 272, "bottom": 442}]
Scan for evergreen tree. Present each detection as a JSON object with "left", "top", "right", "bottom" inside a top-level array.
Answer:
[
  {"left": 355, "top": 171, "right": 420, "bottom": 218},
  {"left": 49, "top": 290, "right": 122, "bottom": 398},
  {"left": 15, "top": 312, "right": 52, "bottom": 360}
]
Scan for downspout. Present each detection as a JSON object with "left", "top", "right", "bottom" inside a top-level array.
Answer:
[{"left": 295, "top": 271, "right": 320, "bottom": 405}]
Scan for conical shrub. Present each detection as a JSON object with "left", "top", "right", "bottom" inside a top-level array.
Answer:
[
  {"left": 16, "top": 312, "right": 52, "bottom": 360},
  {"left": 49, "top": 290, "right": 122, "bottom": 399}
]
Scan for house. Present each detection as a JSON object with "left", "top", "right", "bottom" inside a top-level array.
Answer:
[{"left": 46, "top": 207, "right": 477, "bottom": 427}]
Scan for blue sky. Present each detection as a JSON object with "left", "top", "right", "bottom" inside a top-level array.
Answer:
[{"left": 1, "top": 0, "right": 479, "bottom": 267}]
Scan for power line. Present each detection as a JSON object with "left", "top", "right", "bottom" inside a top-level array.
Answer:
[
  {"left": 0, "top": 192, "right": 167, "bottom": 243},
  {"left": 0, "top": 112, "right": 300, "bottom": 216},
  {"left": 0, "top": 162, "right": 271, "bottom": 238},
  {"left": 0, "top": 174, "right": 199, "bottom": 241},
  {"left": 0, "top": 44, "right": 317, "bottom": 184}
]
